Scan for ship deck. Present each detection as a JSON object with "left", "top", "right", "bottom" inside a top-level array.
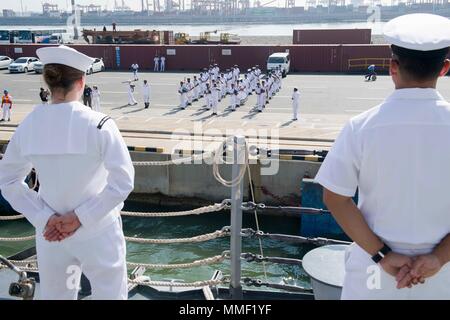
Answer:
[{"left": 0, "top": 71, "right": 449, "bottom": 153}]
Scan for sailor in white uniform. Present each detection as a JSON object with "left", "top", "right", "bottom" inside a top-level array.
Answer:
[
  {"left": 211, "top": 83, "right": 220, "bottom": 115},
  {"left": 91, "top": 85, "right": 101, "bottom": 112},
  {"left": 131, "top": 63, "right": 139, "bottom": 81},
  {"left": 315, "top": 14, "right": 450, "bottom": 299},
  {"left": 178, "top": 81, "right": 188, "bottom": 109},
  {"left": 291, "top": 87, "right": 300, "bottom": 121},
  {"left": 153, "top": 55, "right": 159, "bottom": 72},
  {"left": 142, "top": 80, "right": 151, "bottom": 109},
  {"left": 0, "top": 45, "right": 134, "bottom": 300},
  {"left": 126, "top": 81, "right": 137, "bottom": 106},
  {"left": 160, "top": 56, "right": 166, "bottom": 72}
]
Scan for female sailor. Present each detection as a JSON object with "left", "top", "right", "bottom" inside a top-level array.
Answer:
[{"left": 0, "top": 45, "right": 135, "bottom": 300}]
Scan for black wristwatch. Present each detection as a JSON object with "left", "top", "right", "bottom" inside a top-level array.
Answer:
[{"left": 371, "top": 243, "right": 392, "bottom": 263}]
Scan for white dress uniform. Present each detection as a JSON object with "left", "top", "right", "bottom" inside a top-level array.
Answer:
[
  {"left": 153, "top": 57, "right": 159, "bottom": 72},
  {"left": 0, "top": 45, "right": 135, "bottom": 300},
  {"left": 315, "top": 14, "right": 450, "bottom": 300},
  {"left": 142, "top": 83, "right": 151, "bottom": 107},
  {"left": 91, "top": 88, "right": 101, "bottom": 112},
  {"left": 160, "top": 56, "right": 166, "bottom": 72},
  {"left": 211, "top": 86, "right": 220, "bottom": 114},
  {"left": 178, "top": 83, "right": 187, "bottom": 109},
  {"left": 291, "top": 90, "right": 300, "bottom": 120},
  {"left": 131, "top": 63, "right": 139, "bottom": 81},
  {"left": 127, "top": 83, "right": 137, "bottom": 105}
]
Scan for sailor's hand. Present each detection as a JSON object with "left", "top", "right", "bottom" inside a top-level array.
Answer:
[
  {"left": 54, "top": 211, "right": 81, "bottom": 234},
  {"left": 43, "top": 214, "right": 66, "bottom": 242},
  {"left": 379, "top": 252, "right": 413, "bottom": 283},
  {"left": 396, "top": 254, "right": 442, "bottom": 289}
]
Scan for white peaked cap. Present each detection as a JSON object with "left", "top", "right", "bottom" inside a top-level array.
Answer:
[
  {"left": 36, "top": 45, "right": 95, "bottom": 72},
  {"left": 383, "top": 13, "right": 450, "bottom": 51}
]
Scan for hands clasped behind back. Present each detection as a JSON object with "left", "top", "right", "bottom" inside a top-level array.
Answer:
[{"left": 43, "top": 211, "right": 81, "bottom": 242}]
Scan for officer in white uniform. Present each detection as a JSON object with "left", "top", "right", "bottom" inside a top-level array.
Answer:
[
  {"left": 91, "top": 85, "right": 101, "bottom": 112},
  {"left": 211, "top": 83, "right": 220, "bottom": 115},
  {"left": 315, "top": 14, "right": 450, "bottom": 299},
  {"left": 0, "top": 45, "right": 134, "bottom": 300},
  {"left": 291, "top": 87, "right": 300, "bottom": 121},
  {"left": 160, "top": 56, "right": 166, "bottom": 72},
  {"left": 126, "top": 81, "right": 137, "bottom": 106},
  {"left": 142, "top": 80, "right": 151, "bottom": 109},
  {"left": 178, "top": 81, "right": 187, "bottom": 109},
  {"left": 131, "top": 63, "right": 139, "bottom": 81},
  {"left": 153, "top": 55, "right": 159, "bottom": 72}
]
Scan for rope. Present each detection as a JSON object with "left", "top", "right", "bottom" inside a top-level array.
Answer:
[
  {"left": 246, "top": 164, "right": 268, "bottom": 280},
  {"left": 128, "top": 278, "right": 227, "bottom": 288},
  {"left": 120, "top": 200, "right": 230, "bottom": 217},
  {"left": 212, "top": 138, "right": 248, "bottom": 188},
  {"left": 132, "top": 152, "right": 215, "bottom": 166},
  {"left": 0, "top": 235, "right": 35, "bottom": 242},
  {"left": 127, "top": 251, "right": 229, "bottom": 269},
  {"left": 125, "top": 227, "right": 230, "bottom": 244},
  {"left": 0, "top": 214, "right": 25, "bottom": 221}
]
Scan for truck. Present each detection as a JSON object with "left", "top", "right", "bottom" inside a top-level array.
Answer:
[{"left": 49, "top": 33, "right": 74, "bottom": 44}]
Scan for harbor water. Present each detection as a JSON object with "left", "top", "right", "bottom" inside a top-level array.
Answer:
[{"left": 0, "top": 202, "right": 313, "bottom": 289}]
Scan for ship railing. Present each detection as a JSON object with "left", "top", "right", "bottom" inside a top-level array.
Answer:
[{"left": 0, "top": 136, "right": 349, "bottom": 299}]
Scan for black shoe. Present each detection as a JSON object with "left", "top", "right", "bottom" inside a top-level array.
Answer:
[
  {"left": 258, "top": 110, "right": 262, "bottom": 112},
  {"left": 212, "top": 113, "right": 217, "bottom": 115},
  {"left": 0, "top": 119, "right": 4, "bottom": 122},
  {"left": 7, "top": 119, "right": 10, "bottom": 122}
]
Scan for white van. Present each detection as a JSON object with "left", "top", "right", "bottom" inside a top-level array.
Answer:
[
  {"left": 49, "top": 33, "right": 73, "bottom": 44},
  {"left": 267, "top": 52, "right": 290, "bottom": 77}
]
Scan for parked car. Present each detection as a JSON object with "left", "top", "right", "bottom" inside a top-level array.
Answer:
[
  {"left": 86, "top": 58, "right": 105, "bottom": 75},
  {"left": 0, "top": 56, "right": 13, "bottom": 70},
  {"left": 8, "top": 57, "right": 39, "bottom": 73},
  {"left": 34, "top": 61, "right": 44, "bottom": 74}
]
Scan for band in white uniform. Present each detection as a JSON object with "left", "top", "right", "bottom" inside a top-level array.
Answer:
[
  {"left": 315, "top": 14, "right": 450, "bottom": 299},
  {"left": 0, "top": 45, "right": 135, "bottom": 300}
]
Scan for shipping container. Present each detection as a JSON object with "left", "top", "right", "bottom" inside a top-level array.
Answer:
[
  {"left": 293, "top": 29, "right": 372, "bottom": 45},
  {"left": 0, "top": 43, "right": 397, "bottom": 73}
]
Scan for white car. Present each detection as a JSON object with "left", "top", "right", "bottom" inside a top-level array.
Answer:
[
  {"left": 34, "top": 61, "right": 44, "bottom": 74},
  {"left": 86, "top": 58, "right": 105, "bottom": 75},
  {"left": 8, "top": 57, "right": 39, "bottom": 73},
  {"left": 266, "top": 52, "right": 290, "bottom": 77},
  {"left": 0, "top": 56, "right": 13, "bottom": 70}
]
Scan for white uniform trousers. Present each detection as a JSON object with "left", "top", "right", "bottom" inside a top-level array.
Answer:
[
  {"left": 230, "top": 95, "right": 236, "bottom": 111},
  {"left": 257, "top": 95, "right": 265, "bottom": 111},
  {"left": 36, "top": 217, "right": 128, "bottom": 300},
  {"left": 341, "top": 242, "right": 450, "bottom": 300},
  {"left": 143, "top": 94, "right": 150, "bottom": 105},
  {"left": 292, "top": 102, "right": 299, "bottom": 120},
  {"left": 128, "top": 90, "right": 137, "bottom": 105},
  {"left": 180, "top": 93, "right": 187, "bottom": 109},
  {"left": 133, "top": 70, "right": 138, "bottom": 81},
  {"left": 160, "top": 61, "right": 165, "bottom": 72},
  {"left": 2, "top": 104, "right": 11, "bottom": 120},
  {"left": 92, "top": 98, "right": 101, "bottom": 112},
  {"left": 212, "top": 99, "right": 218, "bottom": 114}
]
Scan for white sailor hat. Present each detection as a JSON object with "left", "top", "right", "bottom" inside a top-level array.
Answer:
[
  {"left": 383, "top": 13, "right": 450, "bottom": 52},
  {"left": 36, "top": 45, "right": 95, "bottom": 73}
]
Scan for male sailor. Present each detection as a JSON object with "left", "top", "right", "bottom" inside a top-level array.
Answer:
[
  {"left": 142, "top": 80, "right": 151, "bottom": 109},
  {"left": 131, "top": 63, "right": 139, "bottom": 81},
  {"left": 185, "top": 78, "right": 194, "bottom": 106},
  {"left": 193, "top": 76, "right": 200, "bottom": 101},
  {"left": 291, "top": 87, "right": 300, "bottom": 121},
  {"left": 91, "top": 85, "right": 101, "bottom": 112},
  {"left": 315, "top": 14, "right": 450, "bottom": 299},
  {"left": 229, "top": 83, "right": 237, "bottom": 112},
  {"left": 204, "top": 83, "right": 212, "bottom": 110},
  {"left": 153, "top": 55, "right": 159, "bottom": 72},
  {"left": 0, "top": 45, "right": 134, "bottom": 300},
  {"left": 0, "top": 89, "right": 12, "bottom": 122},
  {"left": 211, "top": 83, "right": 220, "bottom": 116},
  {"left": 178, "top": 81, "right": 187, "bottom": 109},
  {"left": 126, "top": 81, "right": 137, "bottom": 106},
  {"left": 160, "top": 56, "right": 166, "bottom": 72},
  {"left": 255, "top": 83, "right": 264, "bottom": 112}
]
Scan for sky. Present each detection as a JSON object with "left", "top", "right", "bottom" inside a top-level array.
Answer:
[{"left": 2, "top": 0, "right": 394, "bottom": 13}]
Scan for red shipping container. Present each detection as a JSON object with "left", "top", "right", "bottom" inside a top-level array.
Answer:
[{"left": 293, "top": 29, "right": 372, "bottom": 45}]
